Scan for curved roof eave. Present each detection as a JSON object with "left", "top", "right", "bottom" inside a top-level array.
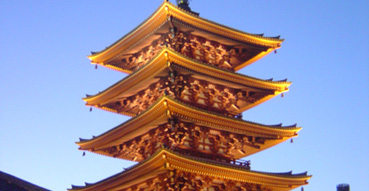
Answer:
[
  {"left": 69, "top": 149, "right": 310, "bottom": 191},
  {"left": 77, "top": 96, "right": 301, "bottom": 150},
  {"left": 87, "top": 1, "right": 283, "bottom": 64},
  {"left": 83, "top": 48, "right": 291, "bottom": 106}
]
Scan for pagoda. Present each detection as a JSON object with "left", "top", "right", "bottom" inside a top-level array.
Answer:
[{"left": 70, "top": 1, "right": 311, "bottom": 190}]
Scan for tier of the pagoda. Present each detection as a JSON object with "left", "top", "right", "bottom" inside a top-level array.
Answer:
[
  {"left": 84, "top": 48, "right": 290, "bottom": 117},
  {"left": 69, "top": 149, "right": 311, "bottom": 191},
  {"left": 78, "top": 96, "right": 300, "bottom": 161},
  {"left": 88, "top": 1, "right": 283, "bottom": 73}
]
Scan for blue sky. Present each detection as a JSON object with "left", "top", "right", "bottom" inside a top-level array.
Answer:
[{"left": 1, "top": 1, "right": 368, "bottom": 190}]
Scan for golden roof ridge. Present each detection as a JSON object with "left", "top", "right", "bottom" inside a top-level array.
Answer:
[
  {"left": 88, "top": 2, "right": 283, "bottom": 63},
  {"left": 83, "top": 49, "right": 167, "bottom": 103},
  {"left": 164, "top": 148, "right": 311, "bottom": 178},
  {"left": 165, "top": 96, "right": 301, "bottom": 131},
  {"left": 69, "top": 148, "right": 311, "bottom": 191},
  {"left": 84, "top": 48, "right": 290, "bottom": 105},
  {"left": 78, "top": 96, "right": 300, "bottom": 146},
  {"left": 77, "top": 96, "right": 168, "bottom": 145},
  {"left": 89, "top": 1, "right": 167, "bottom": 57},
  {"left": 165, "top": 1, "right": 284, "bottom": 42},
  {"left": 69, "top": 148, "right": 167, "bottom": 191},
  {"left": 166, "top": 48, "right": 291, "bottom": 85}
]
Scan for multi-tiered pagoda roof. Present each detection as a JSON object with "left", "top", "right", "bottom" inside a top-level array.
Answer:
[{"left": 70, "top": 1, "right": 311, "bottom": 190}]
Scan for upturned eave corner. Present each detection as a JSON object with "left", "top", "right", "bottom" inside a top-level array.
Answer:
[
  {"left": 87, "top": 1, "right": 284, "bottom": 68},
  {"left": 74, "top": 1, "right": 310, "bottom": 190},
  {"left": 82, "top": 48, "right": 293, "bottom": 114},
  {"left": 76, "top": 96, "right": 303, "bottom": 161},
  {"left": 69, "top": 149, "right": 311, "bottom": 191}
]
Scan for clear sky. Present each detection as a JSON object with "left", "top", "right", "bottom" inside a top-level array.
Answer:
[{"left": 1, "top": 1, "right": 368, "bottom": 190}]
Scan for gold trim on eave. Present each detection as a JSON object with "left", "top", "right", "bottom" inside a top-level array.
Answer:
[{"left": 87, "top": 1, "right": 283, "bottom": 65}]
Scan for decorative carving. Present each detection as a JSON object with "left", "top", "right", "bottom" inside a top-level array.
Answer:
[
  {"left": 100, "top": 120, "right": 261, "bottom": 166},
  {"left": 105, "top": 71, "right": 268, "bottom": 117},
  {"left": 120, "top": 170, "right": 269, "bottom": 191},
  {"left": 111, "top": 30, "right": 257, "bottom": 72}
]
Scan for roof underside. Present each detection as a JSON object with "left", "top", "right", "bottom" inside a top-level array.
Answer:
[
  {"left": 83, "top": 48, "right": 290, "bottom": 116},
  {"left": 88, "top": 1, "right": 283, "bottom": 71},
  {"left": 77, "top": 96, "right": 300, "bottom": 160},
  {"left": 69, "top": 149, "right": 310, "bottom": 191}
]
